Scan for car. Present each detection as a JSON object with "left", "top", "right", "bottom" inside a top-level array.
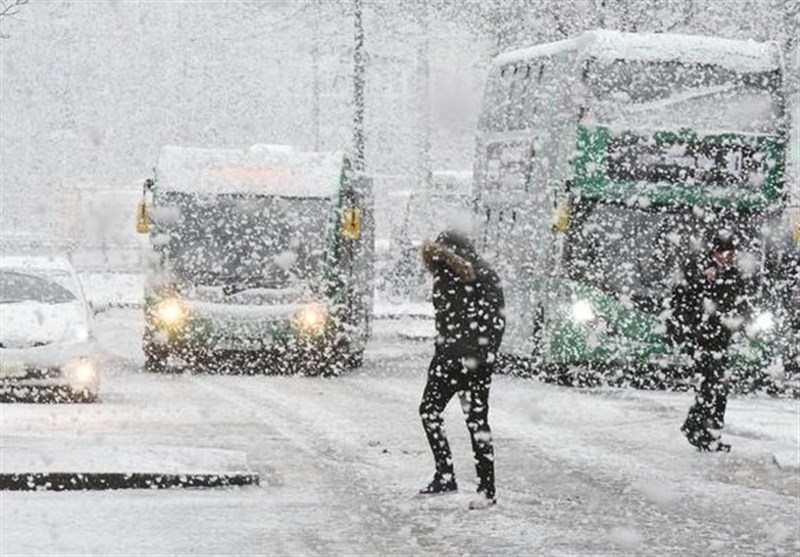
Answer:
[{"left": 0, "top": 255, "right": 100, "bottom": 402}]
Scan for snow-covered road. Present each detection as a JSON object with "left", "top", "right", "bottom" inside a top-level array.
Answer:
[{"left": 1, "top": 309, "right": 798, "bottom": 556}]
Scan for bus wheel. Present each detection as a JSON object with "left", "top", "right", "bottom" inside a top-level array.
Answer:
[
  {"left": 143, "top": 341, "right": 169, "bottom": 373},
  {"left": 144, "top": 352, "right": 168, "bottom": 373},
  {"left": 347, "top": 349, "right": 364, "bottom": 370}
]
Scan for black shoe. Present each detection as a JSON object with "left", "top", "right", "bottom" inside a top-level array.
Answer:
[
  {"left": 476, "top": 483, "right": 496, "bottom": 501},
  {"left": 689, "top": 440, "right": 731, "bottom": 453},
  {"left": 682, "top": 423, "right": 713, "bottom": 451},
  {"left": 418, "top": 473, "right": 457, "bottom": 496}
]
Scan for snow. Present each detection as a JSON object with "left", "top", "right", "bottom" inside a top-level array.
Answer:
[
  {"left": 0, "top": 255, "right": 76, "bottom": 274},
  {"left": 155, "top": 145, "right": 344, "bottom": 198},
  {"left": 494, "top": 30, "right": 781, "bottom": 74},
  {"left": 1, "top": 308, "right": 798, "bottom": 556},
  {"left": 1, "top": 444, "right": 252, "bottom": 476},
  {"left": 77, "top": 272, "right": 144, "bottom": 309},
  {"left": 1, "top": 2, "right": 798, "bottom": 554}
]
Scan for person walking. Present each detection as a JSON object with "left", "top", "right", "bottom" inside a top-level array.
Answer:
[
  {"left": 417, "top": 231, "right": 505, "bottom": 508},
  {"left": 672, "top": 231, "right": 748, "bottom": 452}
]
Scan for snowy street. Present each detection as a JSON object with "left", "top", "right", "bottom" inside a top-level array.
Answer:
[
  {"left": 1, "top": 309, "right": 798, "bottom": 556},
  {"left": 2, "top": 2, "right": 800, "bottom": 555}
]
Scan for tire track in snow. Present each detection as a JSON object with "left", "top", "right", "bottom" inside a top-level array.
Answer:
[
  {"left": 187, "top": 374, "right": 433, "bottom": 556},
  {"left": 268, "top": 371, "right": 800, "bottom": 556}
]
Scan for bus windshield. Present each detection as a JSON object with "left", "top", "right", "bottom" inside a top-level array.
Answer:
[
  {"left": 564, "top": 201, "right": 759, "bottom": 313},
  {"left": 584, "top": 59, "right": 783, "bottom": 134},
  {"left": 155, "top": 192, "right": 330, "bottom": 288}
]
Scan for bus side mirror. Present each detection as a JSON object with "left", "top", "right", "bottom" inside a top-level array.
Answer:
[
  {"left": 552, "top": 205, "right": 570, "bottom": 233},
  {"left": 136, "top": 200, "right": 152, "bottom": 234},
  {"left": 137, "top": 178, "right": 155, "bottom": 234},
  {"left": 342, "top": 207, "right": 362, "bottom": 240}
]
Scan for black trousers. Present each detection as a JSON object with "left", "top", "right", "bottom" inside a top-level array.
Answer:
[
  {"left": 419, "top": 351, "right": 495, "bottom": 497},
  {"left": 682, "top": 350, "right": 729, "bottom": 448}
]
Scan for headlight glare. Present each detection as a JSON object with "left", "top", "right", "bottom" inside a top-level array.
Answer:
[
  {"left": 294, "top": 303, "right": 327, "bottom": 335},
  {"left": 65, "top": 357, "right": 98, "bottom": 388},
  {"left": 747, "top": 310, "right": 775, "bottom": 336},
  {"left": 155, "top": 297, "right": 189, "bottom": 326},
  {"left": 571, "top": 299, "right": 596, "bottom": 323}
]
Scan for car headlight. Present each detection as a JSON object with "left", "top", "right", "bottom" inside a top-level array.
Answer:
[
  {"left": 293, "top": 303, "right": 328, "bottom": 335},
  {"left": 570, "top": 299, "right": 596, "bottom": 323},
  {"left": 155, "top": 297, "right": 189, "bottom": 327},
  {"left": 64, "top": 357, "right": 99, "bottom": 388},
  {"left": 746, "top": 310, "right": 775, "bottom": 337}
]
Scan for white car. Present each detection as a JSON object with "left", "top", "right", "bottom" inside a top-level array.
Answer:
[{"left": 0, "top": 256, "right": 100, "bottom": 402}]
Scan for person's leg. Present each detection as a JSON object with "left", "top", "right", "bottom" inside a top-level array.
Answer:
[
  {"left": 707, "top": 354, "right": 729, "bottom": 440},
  {"left": 460, "top": 369, "right": 494, "bottom": 499},
  {"left": 682, "top": 351, "right": 727, "bottom": 450},
  {"left": 419, "top": 353, "right": 460, "bottom": 487}
]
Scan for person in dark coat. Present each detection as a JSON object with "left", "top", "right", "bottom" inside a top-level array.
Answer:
[
  {"left": 417, "top": 230, "right": 505, "bottom": 508},
  {"left": 672, "top": 232, "right": 748, "bottom": 452}
]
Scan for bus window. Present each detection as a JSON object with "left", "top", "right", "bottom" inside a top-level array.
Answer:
[
  {"left": 510, "top": 65, "right": 531, "bottom": 130},
  {"left": 584, "top": 59, "right": 783, "bottom": 134},
  {"left": 484, "top": 66, "right": 512, "bottom": 132},
  {"left": 485, "top": 141, "right": 533, "bottom": 192},
  {"left": 521, "top": 58, "right": 554, "bottom": 129},
  {"left": 522, "top": 62, "right": 541, "bottom": 128}
]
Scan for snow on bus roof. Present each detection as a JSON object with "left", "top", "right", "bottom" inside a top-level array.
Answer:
[
  {"left": 155, "top": 145, "right": 345, "bottom": 198},
  {"left": 493, "top": 30, "right": 780, "bottom": 73}
]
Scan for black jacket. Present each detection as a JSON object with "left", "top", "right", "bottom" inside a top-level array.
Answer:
[
  {"left": 669, "top": 254, "right": 748, "bottom": 353},
  {"left": 423, "top": 232, "right": 505, "bottom": 363}
]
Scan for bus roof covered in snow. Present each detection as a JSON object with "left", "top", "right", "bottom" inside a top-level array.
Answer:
[
  {"left": 155, "top": 145, "right": 345, "bottom": 198},
  {"left": 493, "top": 30, "right": 781, "bottom": 74}
]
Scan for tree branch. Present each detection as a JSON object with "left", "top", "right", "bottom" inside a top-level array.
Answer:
[
  {"left": 0, "top": 0, "right": 28, "bottom": 20},
  {"left": 0, "top": 0, "right": 29, "bottom": 38}
]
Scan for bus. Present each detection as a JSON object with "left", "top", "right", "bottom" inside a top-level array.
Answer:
[
  {"left": 137, "top": 145, "right": 373, "bottom": 375},
  {"left": 473, "top": 30, "right": 788, "bottom": 387}
]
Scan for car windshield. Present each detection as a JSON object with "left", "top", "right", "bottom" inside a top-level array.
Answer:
[
  {"left": 155, "top": 192, "right": 330, "bottom": 288},
  {"left": 584, "top": 59, "right": 782, "bottom": 134},
  {"left": 0, "top": 271, "right": 78, "bottom": 304},
  {"left": 564, "top": 201, "right": 760, "bottom": 313}
]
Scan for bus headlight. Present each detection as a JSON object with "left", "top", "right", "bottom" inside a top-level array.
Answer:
[
  {"left": 155, "top": 297, "right": 189, "bottom": 327},
  {"left": 746, "top": 310, "right": 775, "bottom": 337},
  {"left": 65, "top": 357, "right": 99, "bottom": 388},
  {"left": 294, "top": 303, "right": 327, "bottom": 335},
  {"left": 571, "top": 299, "right": 596, "bottom": 323}
]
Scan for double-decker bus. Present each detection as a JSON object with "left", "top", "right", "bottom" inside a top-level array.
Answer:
[{"left": 474, "top": 30, "right": 788, "bottom": 386}]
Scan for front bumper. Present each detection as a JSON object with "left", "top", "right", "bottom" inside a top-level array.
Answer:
[
  {"left": 143, "top": 300, "right": 355, "bottom": 373},
  {"left": 0, "top": 341, "right": 100, "bottom": 401}
]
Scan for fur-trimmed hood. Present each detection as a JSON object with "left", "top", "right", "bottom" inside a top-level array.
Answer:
[{"left": 422, "top": 231, "right": 477, "bottom": 282}]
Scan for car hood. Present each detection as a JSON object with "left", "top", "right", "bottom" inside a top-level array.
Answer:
[{"left": 0, "top": 301, "right": 89, "bottom": 349}]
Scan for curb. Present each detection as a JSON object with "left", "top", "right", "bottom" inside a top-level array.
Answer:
[{"left": 0, "top": 472, "right": 260, "bottom": 491}]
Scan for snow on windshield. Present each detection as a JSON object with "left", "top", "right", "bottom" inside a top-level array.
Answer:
[
  {"left": 154, "top": 192, "right": 330, "bottom": 288},
  {"left": 585, "top": 59, "right": 783, "bottom": 133}
]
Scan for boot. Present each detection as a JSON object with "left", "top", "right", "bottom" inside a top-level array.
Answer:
[{"left": 418, "top": 472, "right": 457, "bottom": 496}]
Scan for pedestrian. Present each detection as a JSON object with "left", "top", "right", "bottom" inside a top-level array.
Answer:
[
  {"left": 417, "top": 230, "right": 505, "bottom": 509},
  {"left": 672, "top": 231, "right": 748, "bottom": 452}
]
